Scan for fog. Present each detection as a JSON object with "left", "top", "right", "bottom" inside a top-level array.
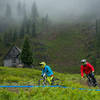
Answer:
[{"left": 0, "top": 0, "right": 100, "bottom": 22}]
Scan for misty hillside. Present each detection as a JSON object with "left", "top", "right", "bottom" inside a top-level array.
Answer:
[
  {"left": 0, "top": 1, "right": 100, "bottom": 100},
  {"left": 38, "top": 22, "right": 100, "bottom": 73},
  {"left": 0, "top": 0, "right": 100, "bottom": 74},
  {"left": 0, "top": 22, "right": 99, "bottom": 74}
]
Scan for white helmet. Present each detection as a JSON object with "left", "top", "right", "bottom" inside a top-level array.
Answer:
[{"left": 81, "top": 59, "right": 86, "bottom": 63}]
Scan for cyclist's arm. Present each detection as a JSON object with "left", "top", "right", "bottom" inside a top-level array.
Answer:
[
  {"left": 42, "top": 67, "right": 47, "bottom": 76},
  {"left": 81, "top": 65, "right": 84, "bottom": 78},
  {"left": 42, "top": 69, "right": 44, "bottom": 76},
  {"left": 88, "top": 63, "right": 94, "bottom": 72}
]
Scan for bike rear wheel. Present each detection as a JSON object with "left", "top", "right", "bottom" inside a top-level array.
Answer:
[
  {"left": 52, "top": 78, "right": 61, "bottom": 85},
  {"left": 87, "top": 77, "right": 97, "bottom": 87},
  {"left": 38, "top": 79, "right": 49, "bottom": 86}
]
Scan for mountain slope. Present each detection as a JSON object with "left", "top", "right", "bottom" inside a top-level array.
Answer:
[{"left": 40, "top": 25, "right": 87, "bottom": 73}]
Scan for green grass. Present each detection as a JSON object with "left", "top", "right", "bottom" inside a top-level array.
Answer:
[
  {"left": 0, "top": 67, "right": 100, "bottom": 100},
  {"left": 0, "top": 87, "right": 100, "bottom": 100}
]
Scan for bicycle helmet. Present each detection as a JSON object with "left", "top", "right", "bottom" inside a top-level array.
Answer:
[
  {"left": 39, "top": 62, "right": 46, "bottom": 68},
  {"left": 81, "top": 59, "right": 87, "bottom": 65}
]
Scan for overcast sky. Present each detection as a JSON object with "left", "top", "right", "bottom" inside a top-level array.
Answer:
[
  {"left": 0, "top": 0, "right": 100, "bottom": 22},
  {"left": 20, "top": 0, "right": 100, "bottom": 21}
]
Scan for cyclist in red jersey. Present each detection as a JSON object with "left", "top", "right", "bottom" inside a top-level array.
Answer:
[{"left": 81, "top": 59, "right": 97, "bottom": 86}]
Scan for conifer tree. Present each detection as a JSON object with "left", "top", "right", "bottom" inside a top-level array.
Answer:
[
  {"left": 31, "top": 22, "right": 36, "bottom": 37},
  {"left": 5, "top": 3, "right": 12, "bottom": 19},
  {"left": 20, "top": 35, "right": 33, "bottom": 67},
  {"left": 19, "top": 3, "right": 29, "bottom": 38},
  {"left": 12, "top": 29, "right": 17, "bottom": 42},
  {"left": 31, "top": 2, "right": 39, "bottom": 23},
  {"left": 17, "top": 2, "right": 22, "bottom": 17}
]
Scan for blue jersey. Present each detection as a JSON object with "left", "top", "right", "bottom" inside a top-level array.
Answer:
[{"left": 42, "top": 65, "right": 53, "bottom": 76}]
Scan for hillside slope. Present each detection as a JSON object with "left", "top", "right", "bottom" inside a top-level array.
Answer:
[
  {"left": 40, "top": 25, "right": 87, "bottom": 73},
  {"left": 1, "top": 23, "right": 99, "bottom": 74}
]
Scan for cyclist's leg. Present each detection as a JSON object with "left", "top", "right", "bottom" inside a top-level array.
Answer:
[
  {"left": 47, "top": 76, "right": 53, "bottom": 85},
  {"left": 90, "top": 73, "right": 97, "bottom": 85},
  {"left": 50, "top": 76, "right": 54, "bottom": 85}
]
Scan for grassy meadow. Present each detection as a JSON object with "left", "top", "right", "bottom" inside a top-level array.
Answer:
[{"left": 0, "top": 67, "right": 100, "bottom": 100}]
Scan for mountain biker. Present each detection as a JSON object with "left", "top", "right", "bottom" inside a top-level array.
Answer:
[
  {"left": 39, "top": 62, "right": 54, "bottom": 85},
  {"left": 80, "top": 59, "right": 97, "bottom": 86}
]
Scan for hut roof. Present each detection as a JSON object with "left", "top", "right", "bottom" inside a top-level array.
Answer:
[{"left": 4, "top": 46, "right": 21, "bottom": 60}]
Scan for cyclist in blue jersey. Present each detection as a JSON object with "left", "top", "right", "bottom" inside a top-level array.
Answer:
[{"left": 39, "top": 62, "right": 54, "bottom": 85}]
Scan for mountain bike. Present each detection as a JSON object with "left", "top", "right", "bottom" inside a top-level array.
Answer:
[
  {"left": 87, "top": 76, "right": 96, "bottom": 87},
  {"left": 38, "top": 73, "right": 61, "bottom": 86},
  {"left": 87, "top": 75, "right": 99, "bottom": 87}
]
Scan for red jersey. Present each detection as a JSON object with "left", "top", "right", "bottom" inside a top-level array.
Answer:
[{"left": 81, "top": 62, "right": 94, "bottom": 77}]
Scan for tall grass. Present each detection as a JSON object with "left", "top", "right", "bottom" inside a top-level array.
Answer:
[{"left": 0, "top": 67, "right": 99, "bottom": 100}]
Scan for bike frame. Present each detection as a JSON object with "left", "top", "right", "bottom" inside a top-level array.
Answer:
[
  {"left": 87, "top": 75, "right": 95, "bottom": 87},
  {"left": 38, "top": 74, "right": 61, "bottom": 86}
]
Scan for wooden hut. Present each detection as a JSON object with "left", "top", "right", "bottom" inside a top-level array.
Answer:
[{"left": 3, "top": 46, "right": 21, "bottom": 67}]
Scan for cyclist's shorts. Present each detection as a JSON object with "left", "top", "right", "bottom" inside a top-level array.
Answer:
[{"left": 51, "top": 75, "right": 54, "bottom": 77}]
